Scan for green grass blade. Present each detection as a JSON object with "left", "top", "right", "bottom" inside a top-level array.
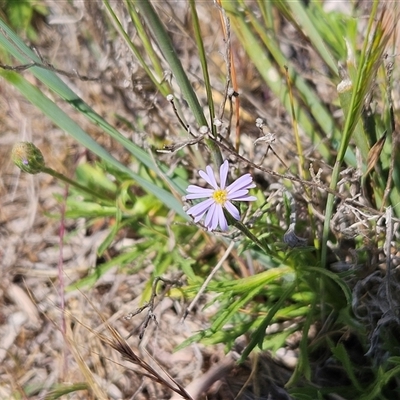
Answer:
[
  {"left": 188, "top": 0, "right": 217, "bottom": 139},
  {"left": 276, "top": 0, "right": 338, "bottom": 75},
  {"left": 1, "top": 69, "right": 187, "bottom": 218},
  {"left": 132, "top": 0, "right": 222, "bottom": 166},
  {"left": 221, "top": 1, "right": 335, "bottom": 163},
  {"left": 132, "top": 0, "right": 206, "bottom": 126},
  {"left": 240, "top": 281, "right": 297, "bottom": 361},
  {"left": 0, "top": 18, "right": 189, "bottom": 196},
  {"left": 321, "top": 2, "right": 394, "bottom": 268},
  {"left": 103, "top": 0, "right": 169, "bottom": 96}
]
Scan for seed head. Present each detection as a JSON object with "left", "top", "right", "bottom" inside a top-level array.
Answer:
[{"left": 11, "top": 141, "right": 46, "bottom": 174}]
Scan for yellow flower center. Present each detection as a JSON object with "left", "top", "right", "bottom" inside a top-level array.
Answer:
[{"left": 212, "top": 189, "right": 228, "bottom": 205}]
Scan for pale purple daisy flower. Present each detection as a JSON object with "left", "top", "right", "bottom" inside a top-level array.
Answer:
[{"left": 185, "top": 160, "right": 257, "bottom": 231}]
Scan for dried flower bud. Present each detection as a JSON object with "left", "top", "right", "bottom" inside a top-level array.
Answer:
[{"left": 11, "top": 141, "right": 46, "bottom": 174}]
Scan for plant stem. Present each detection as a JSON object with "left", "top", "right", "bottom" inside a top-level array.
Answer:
[
  {"left": 43, "top": 167, "right": 114, "bottom": 202},
  {"left": 225, "top": 210, "right": 270, "bottom": 254}
]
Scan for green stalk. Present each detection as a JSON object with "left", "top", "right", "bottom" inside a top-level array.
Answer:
[
  {"left": 43, "top": 167, "right": 114, "bottom": 202},
  {"left": 240, "top": 281, "right": 297, "bottom": 361},
  {"left": 188, "top": 0, "right": 217, "bottom": 140},
  {"left": 132, "top": 0, "right": 222, "bottom": 167},
  {"left": 321, "top": 1, "right": 387, "bottom": 269},
  {"left": 277, "top": 0, "right": 338, "bottom": 75},
  {"left": 225, "top": 211, "right": 270, "bottom": 255},
  {"left": 103, "top": 0, "right": 169, "bottom": 96},
  {"left": 124, "top": 0, "right": 166, "bottom": 83},
  {"left": 221, "top": 0, "right": 338, "bottom": 163},
  {"left": 2, "top": 69, "right": 187, "bottom": 218},
  {"left": 0, "top": 18, "right": 188, "bottom": 197},
  {"left": 11, "top": 141, "right": 114, "bottom": 201},
  {"left": 132, "top": 0, "right": 205, "bottom": 125}
]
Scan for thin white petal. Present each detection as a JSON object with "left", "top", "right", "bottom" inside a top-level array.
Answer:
[
  {"left": 199, "top": 166, "right": 218, "bottom": 189},
  {"left": 204, "top": 202, "right": 217, "bottom": 230},
  {"left": 225, "top": 201, "right": 240, "bottom": 220},
  {"left": 186, "top": 184, "right": 212, "bottom": 194},
  {"left": 187, "top": 198, "right": 214, "bottom": 219},
  {"left": 226, "top": 174, "right": 255, "bottom": 193},
  {"left": 206, "top": 165, "right": 219, "bottom": 188},
  {"left": 217, "top": 207, "right": 228, "bottom": 231},
  {"left": 186, "top": 188, "right": 214, "bottom": 200},
  {"left": 210, "top": 204, "right": 221, "bottom": 231},
  {"left": 232, "top": 195, "right": 257, "bottom": 202},
  {"left": 219, "top": 160, "right": 229, "bottom": 189},
  {"left": 193, "top": 213, "right": 207, "bottom": 223},
  {"left": 198, "top": 169, "right": 213, "bottom": 188},
  {"left": 227, "top": 189, "right": 250, "bottom": 199}
]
